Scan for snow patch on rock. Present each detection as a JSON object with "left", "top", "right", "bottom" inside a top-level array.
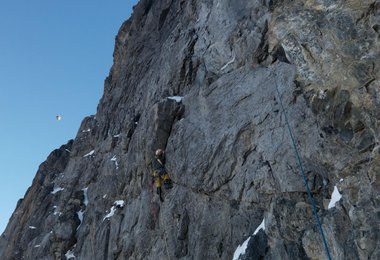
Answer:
[
  {"left": 82, "top": 187, "right": 89, "bottom": 206},
  {"left": 111, "top": 155, "right": 119, "bottom": 170},
  {"left": 103, "top": 200, "right": 125, "bottom": 221},
  {"left": 233, "top": 218, "right": 265, "bottom": 260},
  {"left": 83, "top": 150, "right": 95, "bottom": 157},
  {"left": 328, "top": 186, "right": 342, "bottom": 209},
  {"left": 51, "top": 187, "right": 64, "bottom": 194},
  {"left": 167, "top": 96, "right": 184, "bottom": 103}
]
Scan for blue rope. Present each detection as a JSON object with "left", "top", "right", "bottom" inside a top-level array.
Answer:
[{"left": 273, "top": 77, "right": 332, "bottom": 260}]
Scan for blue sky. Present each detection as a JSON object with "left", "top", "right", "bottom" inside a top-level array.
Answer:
[{"left": 0, "top": 0, "right": 138, "bottom": 234}]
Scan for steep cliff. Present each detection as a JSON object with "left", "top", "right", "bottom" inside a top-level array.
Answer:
[{"left": 1, "top": 0, "right": 380, "bottom": 259}]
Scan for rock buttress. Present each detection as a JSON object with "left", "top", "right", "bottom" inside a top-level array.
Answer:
[{"left": 1, "top": 0, "right": 380, "bottom": 259}]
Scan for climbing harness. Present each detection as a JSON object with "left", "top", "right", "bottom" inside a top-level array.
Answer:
[
  {"left": 273, "top": 71, "right": 332, "bottom": 260},
  {"left": 153, "top": 158, "right": 173, "bottom": 191}
]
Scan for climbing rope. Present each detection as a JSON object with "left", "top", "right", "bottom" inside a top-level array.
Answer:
[{"left": 273, "top": 72, "right": 332, "bottom": 260}]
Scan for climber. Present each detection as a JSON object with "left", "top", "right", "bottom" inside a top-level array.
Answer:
[{"left": 149, "top": 149, "right": 173, "bottom": 202}]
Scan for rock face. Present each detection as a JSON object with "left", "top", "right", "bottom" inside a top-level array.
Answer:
[{"left": 1, "top": 0, "right": 380, "bottom": 259}]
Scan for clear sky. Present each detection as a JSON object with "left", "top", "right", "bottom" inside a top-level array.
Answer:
[{"left": 0, "top": 0, "right": 138, "bottom": 234}]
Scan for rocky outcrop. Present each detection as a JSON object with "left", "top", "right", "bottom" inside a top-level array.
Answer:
[{"left": 1, "top": 0, "right": 379, "bottom": 259}]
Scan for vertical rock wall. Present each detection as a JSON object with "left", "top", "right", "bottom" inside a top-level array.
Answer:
[{"left": 1, "top": 0, "right": 379, "bottom": 259}]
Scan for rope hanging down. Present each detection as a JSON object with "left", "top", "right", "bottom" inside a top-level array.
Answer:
[{"left": 273, "top": 74, "right": 332, "bottom": 260}]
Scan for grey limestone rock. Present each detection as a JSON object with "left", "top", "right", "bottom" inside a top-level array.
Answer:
[{"left": 1, "top": 0, "right": 380, "bottom": 259}]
